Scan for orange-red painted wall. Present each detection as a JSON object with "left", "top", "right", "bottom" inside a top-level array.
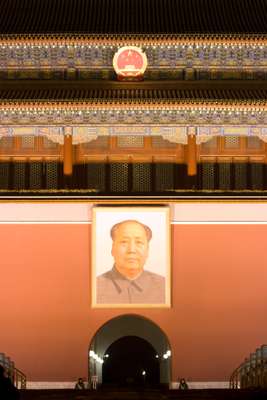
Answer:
[{"left": 1, "top": 224, "right": 267, "bottom": 381}]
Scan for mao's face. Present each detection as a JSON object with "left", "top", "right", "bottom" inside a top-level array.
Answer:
[{"left": 112, "top": 221, "right": 149, "bottom": 280}]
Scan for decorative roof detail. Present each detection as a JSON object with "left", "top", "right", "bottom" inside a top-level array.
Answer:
[
  {"left": 0, "top": 101, "right": 266, "bottom": 126},
  {"left": 1, "top": 34, "right": 267, "bottom": 45},
  {"left": 1, "top": 81, "right": 266, "bottom": 125},
  {"left": 1, "top": 125, "right": 267, "bottom": 146},
  {"left": 0, "top": 41, "right": 266, "bottom": 76},
  {"left": 1, "top": 86, "right": 267, "bottom": 101},
  {"left": 0, "top": 0, "right": 266, "bottom": 35}
]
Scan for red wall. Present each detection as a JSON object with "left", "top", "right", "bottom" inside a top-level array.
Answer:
[{"left": 0, "top": 224, "right": 267, "bottom": 381}]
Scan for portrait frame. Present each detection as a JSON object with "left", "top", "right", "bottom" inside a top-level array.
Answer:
[{"left": 91, "top": 206, "right": 171, "bottom": 308}]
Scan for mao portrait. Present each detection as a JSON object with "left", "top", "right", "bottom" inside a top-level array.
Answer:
[{"left": 92, "top": 207, "right": 171, "bottom": 308}]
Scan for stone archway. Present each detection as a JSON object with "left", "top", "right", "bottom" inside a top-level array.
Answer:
[{"left": 89, "top": 314, "right": 171, "bottom": 386}]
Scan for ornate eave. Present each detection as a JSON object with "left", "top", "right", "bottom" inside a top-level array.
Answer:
[
  {"left": 1, "top": 79, "right": 266, "bottom": 128},
  {"left": 1, "top": 33, "right": 266, "bottom": 80},
  {"left": 0, "top": 99, "right": 267, "bottom": 117},
  {"left": 1, "top": 33, "right": 267, "bottom": 46},
  {"left": 1, "top": 98, "right": 267, "bottom": 147}
]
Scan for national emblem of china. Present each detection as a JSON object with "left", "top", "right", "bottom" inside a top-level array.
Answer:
[{"left": 113, "top": 46, "right": 148, "bottom": 81}]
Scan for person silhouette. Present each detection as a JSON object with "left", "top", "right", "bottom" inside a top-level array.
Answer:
[
  {"left": 178, "top": 378, "right": 189, "bottom": 390},
  {"left": 74, "top": 377, "right": 85, "bottom": 389}
]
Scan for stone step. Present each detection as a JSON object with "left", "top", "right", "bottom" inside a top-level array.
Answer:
[{"left": 20, "top": 389, "right": 267, "bottom": 400}]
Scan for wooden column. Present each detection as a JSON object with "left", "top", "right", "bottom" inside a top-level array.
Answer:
[
  {"left": 187, "top": 127, "right": 197, "bottom": 176},
  {"left": 63, "top": 127, "right": 73, "bottom": 175}
]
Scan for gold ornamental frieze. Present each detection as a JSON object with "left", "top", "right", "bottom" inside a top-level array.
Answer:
[
  {"left": 0, "top": 100, "right": 267, "bottom": 126},
  {"left": 0, "top": 34, "right": 266, "bottom": 77},
  {"left": 1, "top": 125, "right": 267, "bottom": 146}
]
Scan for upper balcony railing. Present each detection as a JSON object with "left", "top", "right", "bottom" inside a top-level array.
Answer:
[{"left": 230, "top": 344, "right": 267, "bottom": 389}]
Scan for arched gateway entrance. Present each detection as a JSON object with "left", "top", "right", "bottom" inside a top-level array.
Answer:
[
  {"left": 102, "top": 336, "right": 160, "bottom": 386},
  {"left": 89, "top": 315, "right": 171, "bottom": 387}
]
